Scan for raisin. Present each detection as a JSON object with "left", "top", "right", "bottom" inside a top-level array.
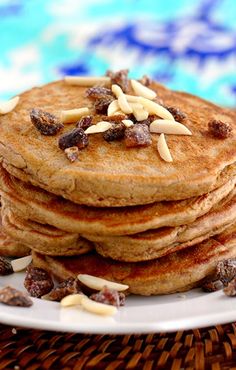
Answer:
[
  {"left": 224, "top": 277, "right": 236, "bottom": 296},
  {"left": 30, "top": 108, "right": 64, "bottom": 135},
  {"left": 46, "top": 277, "right": 82, "bottom": 301},
  {"left": 132, "top": 115, "right": 156, "bottom": 126},
  {"left": 64, "top": 146, "right": 79, "bottom": 162},
  {"left": 58, "top": 128, "right": 89, "bottom": 150},
  {"left": 76, "top": 116, "right": 93, "bottom": 130},
  {"left": 106, "top": 69, "right": 129, "bottom": 92},
  {"left": 85, "top": 87, "right": 113, "bottom": 99},
  {"left": 103, "top": 123, "right": 125, "bottom": 142},
  {"left": 102, "top": 114, "right": 127, "bottom": 123},
  {"left": 94, "top": 96, "right": 114, "bottom": 114},
  {"left": 86, "top": 87, "right": 114, "bottom": 114},
  {"left": 0, "top": 286, "right": 33, "bottom": 307},
  {"left": 90, "top": 286, "right": 126, "bottom": 307},
  {"left": 124, "top": 124, "right": 152, "bottom": 147},
  {"left": 24, "top": 266, "right": 54, "bottom": 298},
  {"left": 139, "top": 75, "right": 152, "bottom": 87},
  {"left": 216, "top": 259, "right": 236, "bottom": 286},
  {"left": 202, "top": 279, "right": 224, "bottom": 292},
  {"left": 0, "top": 257, "right": 13, "bottom": 275},
  {"left": 208, "top": 119, "right": 232, "bottom": 139},
  {"left": 165, "top": 106, "right": 187, "bottom": 123}
]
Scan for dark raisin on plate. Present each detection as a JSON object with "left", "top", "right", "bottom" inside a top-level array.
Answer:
[
  {"left": 24, "top": 266, "right": 54, "bottom": 298},
  {"left": 30, "top": 108, "right": 64, "bottom": 135},
  {"left": 224, "top": 277, "right": 236, "bottom": 296},
  {"left": 216, "top": 259, "right": 236, "bottom": 286},
  {"left": 58, "top": 128, "right": 89, "bottom": 150},
  {"left": 202, "top": 278, "right": 224, "bottom": 292},
  {"left": 0, "top": 257, "right": 13, "bottom": 275},
  {"left": 90, "top": 286, "right": 125, "bottom": 307},
  {"left": 0, "top": 286, "right": 33, "bottom": 307},
  {"left": 208, "top": 119, "right": 232, "bottom": 139},
  {"left": 46, "top": 277, "right": 82, "bottom": 301},
  {"left": 124, "top": 123, "right": 152, "bottom": 147},
  {"left": 103, "top": 123, "right": 126, "bottom": 142}
]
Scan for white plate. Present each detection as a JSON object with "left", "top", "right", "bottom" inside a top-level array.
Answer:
[{"left": 1, "top": 272, "right": 236, "bottom": 334}]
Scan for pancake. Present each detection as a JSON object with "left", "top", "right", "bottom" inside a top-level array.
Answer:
[
  {"left": 0, "top": 165, "right": 235, "bottom": 235},
  {"left": 32, "top": 223, "right": 236, "bottom": 295},
  {"left": 85, "top": 188, "right": 236, "bottom": 261},
  {"left": 0, "top": 80, "right": 235, "bottom": 206},
  {"left": 1, "top": 205, "right": 93, "bottom": 256},
  {"left": 2, "top": 183, "right": 235, "bottom": 261},
  {"left": 0, "top": 220, "right": 30, "bottom": 257}
]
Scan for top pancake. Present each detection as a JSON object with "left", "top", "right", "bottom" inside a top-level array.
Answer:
[{"left": 0, "top": 79, "right": 235, "bottom": 206}]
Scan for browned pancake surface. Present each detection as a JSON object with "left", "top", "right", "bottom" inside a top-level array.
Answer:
[
  {"left": 32, "top": 223, "right": 236, "bottom": 295},
  {"left": 0, "top": 165, "right": 235, "bottom": 235},
  {"left": 0, "top": 80, "right": 235, "bottom": 206}
]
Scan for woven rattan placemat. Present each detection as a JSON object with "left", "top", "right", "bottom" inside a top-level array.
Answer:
[{"left": 1, "top": 323, "right": 236, "bottom": 369}]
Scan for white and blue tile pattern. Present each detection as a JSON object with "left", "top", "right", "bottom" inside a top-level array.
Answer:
[{"left": 0, "top": 0, "right": 235, "bottom": 107}]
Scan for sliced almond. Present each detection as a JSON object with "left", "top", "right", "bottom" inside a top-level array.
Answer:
[
  {"left": 113, "top": 110, "right": 125, "bottom": 116},
  {"left": 122, "top": 119, "right": 134, "bottom": 127},
  {"left": 150, "top": 120, "right": 192, "bottom": 135},
  {"left": 60, "top": 107, "right": 90, "bottom": 123},
  {"left": 157, "top": 133, "right": 173, "bottom": 162},
  {"left": 129, "top": 102, "right": 143, "bottom": 110},
  {"left": 107, "top": 100, "right": 119, "bottom": 116},
  {"left": 125, "top": 94, "right": 141, "bottom": 103},
  {"left": 77, "top": 274, "right": 129, "bottom": 292},
  {"left": 139, "top": 97, "right": 174, "bottom": 120},
  {"left": 64, "top": 76, "right": 110, "bottom": 86},
  {"left": 111, "top": 84, "right": 124, "bottom": 98},
  {"left": 131, "top": 79, "right": 157, "bottom": 100},
  {"left": 118, "top": 95, "right": 133, "bottom": 114},
  {"left": 0, "top": 96, "right": 19, "bottom": 115},
  {"left": 132, "top": 106, "right": 149, "bottom": 122},
  {"left": 84, "top": 121, "right": 112, "bottom": 134},
  {"left": 11, "top": 255, "right": 32, "bottom": 272},
  {"left": 81, "top": 296, "right": 117, "bottom": 316},
  {"left": 60, "top": 293, "right": 85, "bottom": 307}
]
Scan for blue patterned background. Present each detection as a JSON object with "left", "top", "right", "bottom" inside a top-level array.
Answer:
[{"left": 0, "top": 0, "right": 235, "bottom": 107}]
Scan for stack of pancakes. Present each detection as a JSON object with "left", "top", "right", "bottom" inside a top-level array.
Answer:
[{"left": 0, "top": 78, "right": 235, "bottom": 295}]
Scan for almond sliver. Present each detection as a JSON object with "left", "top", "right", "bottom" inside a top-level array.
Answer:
[
  {"left": 11, "top": 255, "right": 32, "bottom": 272},
  {"left": 125, "top": 94, "right": 142, "bottom": 103},
  {"left": 84, "top": 121, "right": 112, "bottom": 134},
  {"left": 60, "top": 107, "right": 90, "bottom": 123},
  {"left": 131, "top": 79, "right": 157, "bottom": 100},
  {"left": 60, "top": 293, "right": 85, "bottom": 307},
  {"left": 81, "top": 296, "right": 117, "bottom": 316},
  {"left": 0, "top": 96, "right": 19, "bottom": 115},
  {"left": 77, "top": 274, "right": 129, "bottom": 291},
  {"left": 118, "top": 94, "right": 133, "bottom": 114},
  {"left": 64, "top": 76, "right": 110, "bottom": 86},
  {"left": 122, "top": 119, "right": 134, "bottom": 127},
  {"left": 111, "top": 84, "right": 124, "bottom": 98},
  {"left": 157, "top": 134, "right": 173, "bottom": 162},
  {"left": 139, "top": 97, "right": 174, "bottom": 120},
  {"left": 132, "top": 107, "right": 149, "bottom": 121},
  {"left": 150, "top": 120, "right": 192, "bottom": 135},
  {"left": 107, "top": 100, "right": 119, "bottom": 116}
]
